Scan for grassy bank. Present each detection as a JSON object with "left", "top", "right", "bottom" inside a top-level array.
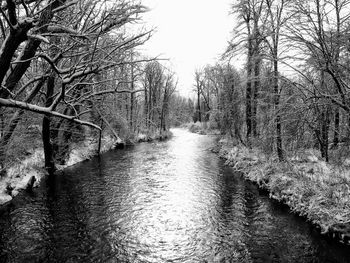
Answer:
[
  {"left": 181, "top": 121, "right": 221, "bottom": 135},
  {"left": 214, "top": 137, "right": 350, "bottom": 245},
  {"left": 0, "top": 130, "right": 172, "bottom": 206}
]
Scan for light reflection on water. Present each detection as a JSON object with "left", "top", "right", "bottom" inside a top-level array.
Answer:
[{"left": 0, "top": 128, "right": 349, "bottom": 262}]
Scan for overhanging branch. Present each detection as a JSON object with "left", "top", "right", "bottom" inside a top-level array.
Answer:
[{"left": 0, "top": 98, "right": 101, "bottom": 130}]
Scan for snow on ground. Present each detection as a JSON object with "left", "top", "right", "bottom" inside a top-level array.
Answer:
[
  {"left": 0, "top": 131, "right": 173, "bottom": 206},
  {"left": 58, "top": 135, "right": 115, "bottom": 169},
  {"left": 0, "top": 136, "right": 117, "bottom": 205},
  {"left": 216, "top": 138, "right": 350, "bottom": 244},
  {"left": 0, "top": 149, "right": 45, "bottom": 204}
]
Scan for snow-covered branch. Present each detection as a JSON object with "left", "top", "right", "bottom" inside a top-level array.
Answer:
[{"left": 0, "top": 98, "right": 101, "bottom": 130}]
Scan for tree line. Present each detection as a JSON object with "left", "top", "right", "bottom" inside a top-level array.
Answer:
[
  {"left": 0, "top": 0, "right": 176, "bottom": 174},
  {"left": 193, "top": 0, "right": 350, "bottom": 163}
]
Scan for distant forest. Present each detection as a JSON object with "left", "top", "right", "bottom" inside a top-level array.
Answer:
[
  {"left": 0, "top": 0, "right": 349, "bottom": 176},
  {"left": 182, "top": 0, "right": 350, "bottom": 164}
]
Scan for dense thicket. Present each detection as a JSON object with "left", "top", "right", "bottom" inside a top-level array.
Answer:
[
  {"left": 0, "top": 0, "right": 176, "bottom": 174},
  {"left": 193, "top": 0, "right": 350, "bottom": 163}
]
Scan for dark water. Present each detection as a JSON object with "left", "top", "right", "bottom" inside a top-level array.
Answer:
[{"left": 0, "top": 129, "right": 349, "bottom": 263}]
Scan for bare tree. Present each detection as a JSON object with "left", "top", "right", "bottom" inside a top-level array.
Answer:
[{"left": 0, "top": 0, "right": 151, "bottom": 171}]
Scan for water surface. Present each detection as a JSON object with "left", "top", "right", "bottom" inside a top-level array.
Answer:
[{"left": 0, "top": 129, "right": 349, "bottom": 262}]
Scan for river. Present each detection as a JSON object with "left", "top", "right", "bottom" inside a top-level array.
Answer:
[{"left": 0, "top": 128, "right": 349, "bottom": 263}]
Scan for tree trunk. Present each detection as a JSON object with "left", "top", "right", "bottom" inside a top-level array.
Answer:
[
  {"left": 246, "top": 37, "right": 253, "bottom": 141},
  {"left": 161, "top": 89, "right": 169, "bottom": 132},
  {"left": 0, "top": 26, "right": 33, "bottom": 88},
  {"left": 2, "top": 39, "right": 41, "bottom": 98},
  {"left": 273, "top": 59, "right": 283, "bottom": 161},
  {"left": 320, "top": 109, "right": 330, "bottom": 162},
  {"left": 252, "top": 54, "right": 260, "bottom": 137},
  {"left": 97, "top": 119, "right": 103, "bottom": 155},
  {"left": 246, "top": 73, "right": 252, "bottom": 140},
  {"left": 130, "top": 93, "right": 134, "bottom": 131},
  {"left": 42, "top": 75, "right": 55, "bottom": 173},
  {"left": 333, "top": 108, "right": 339, "bottom": 147},
  {"left": 197, "top": 87, "right": 201, "bottom": 122},
  {"left": 130, "top": 62, "right": 135, "bottom": 131},
  {"left": 144, "top": 87, "right": 149, "bottom": 129},
  {"left": 125, "top": 93, "right": 129, "bottom": 127}
]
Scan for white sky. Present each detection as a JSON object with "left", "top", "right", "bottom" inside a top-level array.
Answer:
[{"left": 140, "top": 0, "right": 234, "bottom": 96}]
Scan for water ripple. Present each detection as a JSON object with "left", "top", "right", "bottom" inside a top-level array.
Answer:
[{"left": 0, "top": 129, "right": 349, "bottom": 262}]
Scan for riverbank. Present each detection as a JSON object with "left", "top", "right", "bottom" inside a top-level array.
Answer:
[
  {"left": 0, "top": 130, "right": 172, "bottom": 206},
  {"left": 213, "top": 137, "right": 350, "bottom": 245},
  {"left": 181, "top": 122, "right": 221, "bottom": 135}
]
